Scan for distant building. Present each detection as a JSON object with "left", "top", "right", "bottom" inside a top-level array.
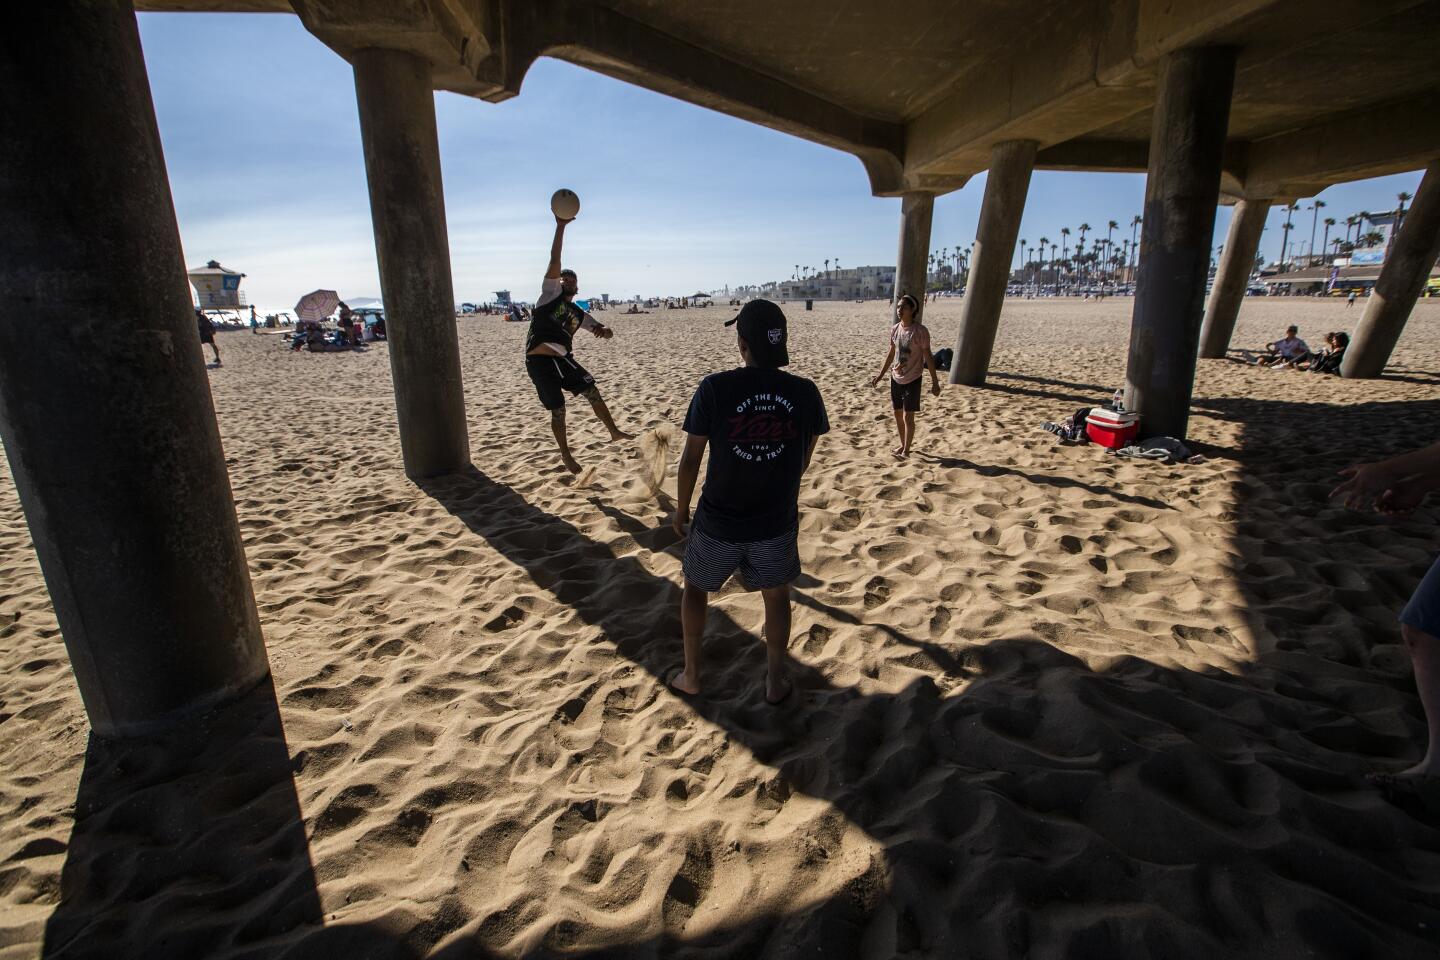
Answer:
[
  {"left": 187, "top": 260, "right": 247, "bottom": 309},
  {"left": 774, "top": 265, "right": 895, "bottom": 300}
]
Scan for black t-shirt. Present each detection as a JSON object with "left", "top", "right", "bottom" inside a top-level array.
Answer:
[
  {"left": 526, "top": 278, "right": 585, "bottom": 354},
  {"left": 683, "top": 366, "right": 829, "bottom": 542}
]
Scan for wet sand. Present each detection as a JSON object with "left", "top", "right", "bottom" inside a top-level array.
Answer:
[{"left": 2, "top": 297, "right": 1439, "bottom": 957}]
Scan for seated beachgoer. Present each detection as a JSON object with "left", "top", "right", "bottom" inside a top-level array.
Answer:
[
  {"left": 1257, "top": 325, "right": 1308, "bottom": 366},
  {"left": 1309, "top": 331, "right": 1349, "bottom": 374}
]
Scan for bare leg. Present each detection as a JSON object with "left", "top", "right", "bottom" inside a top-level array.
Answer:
[
  {"left": 210, "top": 343, "right": 221, "bottom": 366},
  {"left": 1398, "top": 624, "right": 1440, "bottom": 779},
  {"left": 550, "top": 406, "right": 581, "bottom": 473},
  {"left": 900, "top": 410, "right": 916, "bottom": 457},
  {"left": 760, "top": 584, "right": 793, "bottom": 703},
  {"left": 583, "top": 387, "right": 633, "bottom": 441},
  {"left": 672, "top": 582, "right": 706, "bottom": 695},
  {"left": 891, "top": 407, "right": 905, "bottom": 455}
]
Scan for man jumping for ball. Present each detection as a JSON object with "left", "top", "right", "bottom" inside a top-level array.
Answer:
[{"left": 525, "top": 213, "right": 632, "bottom": 472}]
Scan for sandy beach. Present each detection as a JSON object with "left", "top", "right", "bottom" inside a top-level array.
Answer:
[{"left": 3, "top": 297, "right": 1440, "bottom": 957}]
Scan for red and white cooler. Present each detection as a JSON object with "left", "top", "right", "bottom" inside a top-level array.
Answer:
[{"left": 1085, "top": 408, "right": 1140, "bottom": 448}]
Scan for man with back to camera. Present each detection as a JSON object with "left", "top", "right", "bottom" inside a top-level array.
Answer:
[
  {"left": 670, "top": 299, "right": 829, "bottom": 704},
  {"left": 525, "top": 213, "right": 632, "bottom": 473}
]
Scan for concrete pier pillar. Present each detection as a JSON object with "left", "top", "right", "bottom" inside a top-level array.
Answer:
[
  {"left": 950, "top": 140, "right": 1036, "bottom": 385},
  {"left": 1198, "top": 198, "right": 1272, "bottom": 358},
  {"left": 1342, "top": 160, "right": 1440, "bottom": 379},
  {"left": 1124, "top": 47, "right": 1236, "bottom": 440},
  {"left": 353, "top": 48, "right": 470, "bottom": 479},
  {"left": 0, "top": 0, "right": 268, "bottom": 737},
  {"left": 893, "top": 193, "right": 935, "bottom": 319}
]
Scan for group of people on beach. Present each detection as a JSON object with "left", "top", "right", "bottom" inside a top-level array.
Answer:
[
  {"left": 523, "top": 210, "right": 1437, "bottom": 780},
  {"left": 1254, "top": 324, "right": 1349, "bottom": 373}
]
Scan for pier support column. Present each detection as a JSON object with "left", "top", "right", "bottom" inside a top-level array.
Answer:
[
  {"left": 1124, "top": 47, "right": 1236, "bottom": 440},
  {"left": 951, "top": 140, "right": 1036, "bottom": 385},
  {"left": 893, "top": 193, "right": 935, "bottom": 320},
  {"left": 1342, "top": 160, "right": 1440, "bottom": 379},
  {"left": 1198, "top": 198, "right": 1271, "bottom": 358},
  {"left": 353, "top": 48, "right": 470, "bottom": 479},
  {"left": 0, "top": 0, "right": 268, "bottom": 737}
]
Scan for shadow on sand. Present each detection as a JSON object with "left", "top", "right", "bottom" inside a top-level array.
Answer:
[{"left": 38, "top": 393, "right": 1440, "bottom": 957}]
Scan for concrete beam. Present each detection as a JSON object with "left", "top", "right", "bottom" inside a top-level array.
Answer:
[
  {"left": 289, "top": 0, "right": 503, "bottom": 99},
  {"left": 1124, "top": 47, "right": 1236, "bottom": 440},
  {"left": 1240, "top": 91, "right": 1440, "bottom": 199},
  {"left": 951, "top": 140, "right": 1036, "bottom": 386},
  {"left": 1199, "top": 198, "right": 1271, "bottom": 358},
  {"left": 1342, "top": 159, "right": 1440, "bottom": 379},
  {"left": 485, "top": 0, "right": 910, "bottom": 195},
  {"left": 353, "top": 48, "right": 471, "bottom": 478},
  {"left": 0, "top": 0, "right": 269, "bottom": 737}
]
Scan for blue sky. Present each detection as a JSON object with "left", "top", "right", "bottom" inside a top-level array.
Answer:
[{"left": 138, "top": 12, "right": 1423, "bottom": 310}]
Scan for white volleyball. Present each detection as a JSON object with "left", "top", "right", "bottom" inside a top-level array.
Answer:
[{"left": 550, "top": 188, "right": 581, "bottom": 219}]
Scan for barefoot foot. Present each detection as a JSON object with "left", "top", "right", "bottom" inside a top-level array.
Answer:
[
  {"left": 668, "top": 667, "right": 700, "bottom": 696},
  {"left": 561, "top": 453, "right": 582, "bottom": 474}
]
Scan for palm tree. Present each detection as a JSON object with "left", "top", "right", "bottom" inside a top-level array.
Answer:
[
  {"left": 1321, "top": 217, "right": 1335, "bottom": 263},
  {"left": 1018, "top": 239, "right": 1028, "bottom": 276},
  {"left": 1362, "top": 230, "right": 1385, "bottom": 247},
  {"left": 1344, "top": 214, "right": 1357, "bottom": 246},
  {"left": 1308, "top": 199, "right": 1325, "bottom": 266},
  {"left": 1104, "top": 220, "right": 1118, "bottom": 280},
  {"left": 1038, "top": 236, "right": 1050, "bottom": 283},
  {"left": 823, "top": 258, "right": 830, "bottom": 277},
  {"left": 1280, "top": 203, "right": 1299, "bottom": 268},
  {"left": 1129, "top": 215, "right": 1141, "bottom": 281},
  {"left": 1355, "top": 212, "right": 1371, "bottom": 248},
  {"left": 1397, "top": 191, "right": 1413, "bottom": 230}
]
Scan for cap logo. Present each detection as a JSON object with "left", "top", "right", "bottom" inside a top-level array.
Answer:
[{"left": 768, "top": 328, "right": 782, "bottom": 344}]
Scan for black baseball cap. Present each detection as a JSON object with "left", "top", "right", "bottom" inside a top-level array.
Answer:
[{"left": 724, "top": 299, "right": 789, "bottom": 368}]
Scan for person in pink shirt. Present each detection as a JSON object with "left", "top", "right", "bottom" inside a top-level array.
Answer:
[{"left": 870, "top": 293, "right": 941, "bottom": 458}]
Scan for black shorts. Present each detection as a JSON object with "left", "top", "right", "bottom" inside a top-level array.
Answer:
[
  {"left": 198, "top": 328, "right": 215, "bottom": 344},
  {"left": 526, "top": 354, "right": 595, "bottom": 410},
  {"left": 682, "top": 523, "right": 800, "bottom": 592},
  {"left": 890, "top": 377, "right": 921, "bottom": 412}
]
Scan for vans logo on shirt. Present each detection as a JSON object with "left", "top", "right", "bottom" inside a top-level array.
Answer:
[{"left": 727, "top": 393, "right": 797, "bottom": 461}]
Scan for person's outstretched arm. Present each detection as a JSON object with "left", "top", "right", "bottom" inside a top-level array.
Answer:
[
  {"left": 1332, "top": 440, "right": 1440, "bottom": 514},
  {"left": 545, "top": 215, "right": 570, "bottom": 280},
  {"left": 872, "top": 343, "right": 895, "bottom": 387},
  {"left": 673, "top": 434, "right": 707, "bottom": 536},
  {"left": 923, "top": 341, "right": 940, "bottom": 395}
]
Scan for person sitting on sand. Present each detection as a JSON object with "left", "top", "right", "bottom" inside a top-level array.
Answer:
[
  {"left": 524, "top": 212, "right": 633, "bottom": 474},
  {"left": 1332, "top": 440, "right": 1440, "bottom": 786},
  {"left": 1308, "top": 331, "right": 1349, "bottom": 375},
  {"left": 671, "top": 299, "right": 829, "bottom": 705},
  {"left": 870, "top": 293, "right": 941, "bottom": 458},
  {"left": 1257, "top": 325, "right": 1308, "bottom": 366}
]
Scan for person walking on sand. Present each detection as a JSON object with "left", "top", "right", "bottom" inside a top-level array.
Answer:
[
  {"left": 870, "top": 293, "right": 941, "bottom": 458},
  {"left": 1347, "top": 290, "right": 1358, "bottom": 308},
  {"left": 195, "top": 307, "right": 220, "bottom": 367},
  {"left": 525, "top": 213, "right": 633, "bottom": 473},
  {"left": 670, "top": 299, "right": 829, "bottom": 704},
  {"left": 1333, "top": 440, "right": 1440, "bottom": 787}
]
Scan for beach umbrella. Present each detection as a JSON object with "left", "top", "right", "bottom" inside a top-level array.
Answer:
[{"left": 295, "top": 289, "right": 339, "bottom": 322}]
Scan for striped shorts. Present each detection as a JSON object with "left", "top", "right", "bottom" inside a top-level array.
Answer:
[{"left": 682, "top": 523, "right": 800, "bottom": 592}]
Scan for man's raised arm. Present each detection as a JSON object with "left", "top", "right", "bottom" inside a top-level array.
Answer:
[{"left": 545, "top": 215, "right": 570, "bottom": 279}]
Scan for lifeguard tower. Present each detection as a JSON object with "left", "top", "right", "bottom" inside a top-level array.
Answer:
[{"left": 187, "top": 260, "right": 247, "bottom": 310}]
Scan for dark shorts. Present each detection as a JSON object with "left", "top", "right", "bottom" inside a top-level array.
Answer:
[
  {"left": 198, "top": 327, "right": 215, "bottom": 344},
  {"left": 682, "top": 523, "right": 800, "bottom": 592},
  {"left": 890, "top": 377, "right": 921, "bottom": 412},
  {"left": 1401, "top": 554, "right": 1440, "bottom": 637},
  {"left": 526, "top": 354, "right": 595, "bottom": 410}
]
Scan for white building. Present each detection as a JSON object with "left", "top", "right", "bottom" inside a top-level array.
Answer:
[{"left": 773, "top": 265, "right": 895, "bottom": 300}]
